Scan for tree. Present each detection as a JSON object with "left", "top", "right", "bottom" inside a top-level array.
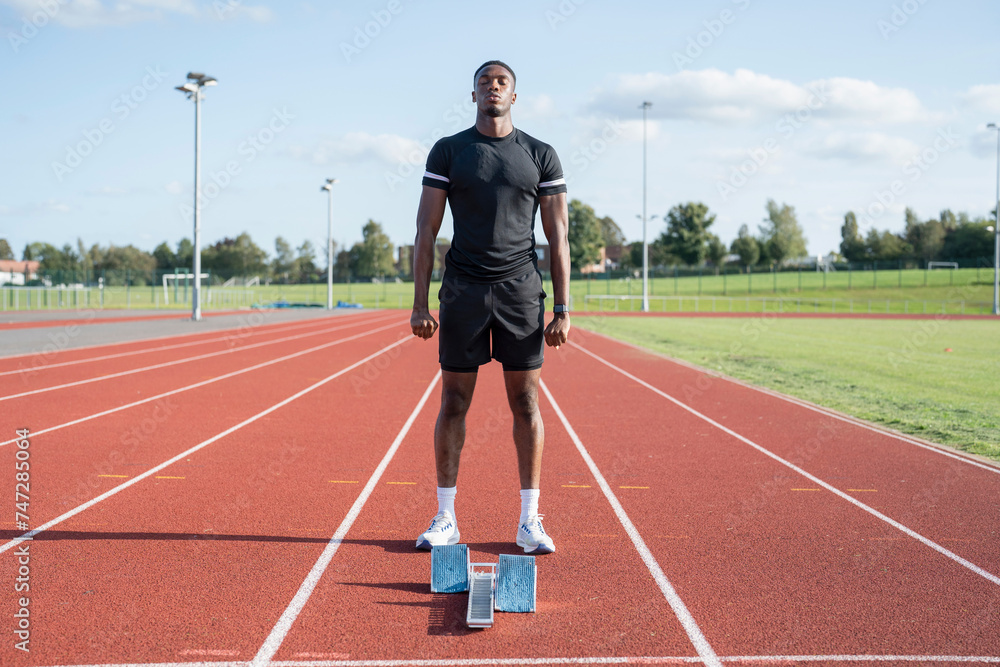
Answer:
[
  {"left": 176, "top": 238, "right": 194, "bottom": 269},
  {"left": 706, "top": 234, "right": 728, "bottom": 274},
  {"left": 152, "top": 242, "right": 177, "bottom": 269},
  {"left": 333, "top": 249, "right": 352, "bottom": 282},
  {"left": 864, "top": 229, "right": 910, "bottom": 261},
  {"left": 840, "top": 211, "right": 866, "bottom": 262},
  {"left": 0, "top": 239, "right": 13, "bottom": 260},
  {"left": 352, "top": 220, "right": 395, "bottom": 278},
  {"left": 291, "top": 241, "right": 318, "bottom": 283},
  {"left": 730, "top": 224, "right": 760, "bottom": 269},
  {"left": 598, "top": 215, "right": 626, "bottom": 248},
  {"left": 903, "top": 209, "right": 945, "bottom": 262},
  {"left": 201, "top": 232, "right": 269, "bottom": 279},
  {"left": 272, "top": 236, "right": 295, "bottom": 283},
  {"left": 942, "top": 217, "right": 994, "bottom": 259},
  {"left": 567, "top": 199, "right": 603, "bottom": 270},
  {"left": 760, "top": 199, "right": 807, "bottom": 265},
  {"left": 92, "top": 244, "right": 157, "bottom": 285},
  {"left": 659, "top": 202, "right": 716, "bottom": 266}
]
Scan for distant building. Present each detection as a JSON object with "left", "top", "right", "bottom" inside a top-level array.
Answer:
[
  {"left": 0, "top": 260, "right": 39, "bottom": 286},
  {"left": 579, "top": 245, "right": 626, "bottom": 274}
]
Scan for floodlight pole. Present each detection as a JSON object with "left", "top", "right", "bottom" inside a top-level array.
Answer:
[
  {"left": 640, "top": 101, "right": 652, "bottom": 312},
  {"left": 192, "top": 88, "right": 202, "bottom": 321},
  {"left": 990, "top": 123, "right": 1000, "bottom": 316},
  {"left": 322, "top": 179, "right": 338, "bottom": 310},
  {"left": 176, "top": 73, "right": 217, "bottom": 322}
]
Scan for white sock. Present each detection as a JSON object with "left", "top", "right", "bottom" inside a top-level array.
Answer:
[
  {"left": 519, "top": 488, "right": 540, "bottom": 524},
  {"left": 437, "top": 486, "right": 457, "bottom": 519}
]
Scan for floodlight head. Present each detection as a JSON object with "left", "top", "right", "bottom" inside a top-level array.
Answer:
[
  {"left": 321, "top": 184, "right": 331, "bottom": 192},
  {"left": 988, "top": 226, "right": 996, "bottom": 233},
  {"left": 187, "top": 72, "right": 205, "bottom": 80},
  {"left": 990, "top": 123, "right": 998, "bottom": 130},
  {"left": 326, "top": 178, "right": 339, "bottom": 185},
  {"left": 202, "top": 77, "right": 218, "bottom": 86},
  {"left": 175, "top": 83, "right": 198, "bottom": 94}
]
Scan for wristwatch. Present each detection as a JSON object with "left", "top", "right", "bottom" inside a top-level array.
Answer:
[{"left": 552, "top": 304, "right": 570, "bottom": 314}]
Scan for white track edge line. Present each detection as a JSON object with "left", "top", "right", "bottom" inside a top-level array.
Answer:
[
  {"left": 572, "top": 342, "right": 1000, "bottom": 588},
  {"left": 0, "top": 336, "right": 415, "bottom": 555},
  {"left": 539, "top": 379, "right": 722, "bottom": 667},
  {"left": 251, "top": 370, "right": 442, "bottom": 666},
  {"left": 29, "top": 657, "right": 1000, "bottom": 667},
  {"left": 0, "top": 312, "right": 400, "bottom": 402},
  {"left": 0, "top": 312, "right": 380, "bottom": 376},
  {"left": 574, "top": 327, "right": 1000, "bottom": 475},
  {"left": 0, "top": 319, "right": 406, "bottom": 448}
]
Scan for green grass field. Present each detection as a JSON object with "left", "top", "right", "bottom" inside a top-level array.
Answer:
[
  {"left": 574, "top": 315, "right": 1000, "bottom": 462},
  {"left": 5, "top": 267, "right": 994, "bottom": 314}
]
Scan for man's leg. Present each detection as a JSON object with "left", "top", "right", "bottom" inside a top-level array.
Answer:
[
  {"left": 505, "top": 367, "right": 555, "bottom": 554},
  {"left": 435, "top": 370, "right": 479, "bottom": 487},
  {"left": 503, "top": 368, "right": 543, "bottom": 489}
]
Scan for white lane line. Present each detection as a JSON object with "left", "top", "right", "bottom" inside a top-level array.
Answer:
[
  {"left": 251, "top": 371, "right": 441, "bottom": 667},
  {"left": 0, "top": 312, "right": 400, "bottom": 402},
  {"left": 576, "top": 327, "right": 1000, "bottom": 476},
  {"left": 0, "top": 319, "right": 407, "bottom": 448},
  {"left": 571, "top": 342, "right": 1000, "bottom": 588},
  {"left": 0, "top": 312, "right": 374, "bottom": 377},
  {"left": 539, "top": 379, "right": 722, "bottom": 667},
  {"left": 0, "top": 336, "right": 415, "bottom": 555},
  {"left": 27, "top": 655, "right": 1000, "bottom": 667}
]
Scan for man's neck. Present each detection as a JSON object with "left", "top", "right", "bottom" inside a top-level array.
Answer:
[{"left": 475, "top": 113, "right": 514, "bottom": 138}]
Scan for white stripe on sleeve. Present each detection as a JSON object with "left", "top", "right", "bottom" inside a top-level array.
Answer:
[
  {"left": 423, "top": 171, "right": 450, "bottom": 183},
  {"left": 539, "top": 177, "right": 566, "bottom": 188}
]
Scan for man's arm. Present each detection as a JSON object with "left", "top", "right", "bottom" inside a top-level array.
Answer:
[
  {"left": 539, "top": 192, "right": 570, "bottom": 348},
  {"left": 411, "top": 185, "right": 448, "bottom": 339}
]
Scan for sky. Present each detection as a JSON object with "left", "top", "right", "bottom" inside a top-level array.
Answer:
[{"left": 2, "top": 0, "right": 1000, "bottom": 263}]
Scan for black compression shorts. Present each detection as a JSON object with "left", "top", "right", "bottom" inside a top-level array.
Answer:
[{"left": 437, "top": 269, "right": 546, "bottom": 373}]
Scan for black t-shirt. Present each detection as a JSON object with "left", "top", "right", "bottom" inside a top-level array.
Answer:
[{"left": 422, "top": 126, "right": 567, "bottom": 283}]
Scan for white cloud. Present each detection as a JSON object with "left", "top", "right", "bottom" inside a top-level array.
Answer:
[
  {"left": 589, "top": 68, "right": 933, "bottom": 125},
  {"left": 0, "top": 0, "right": 271, "bottom": 27},
  {"left": 962, "top": 84, "right": 1000, "bottom": 114},
  {"left": 164, "top": 180, "right": 184, "bottom": 194},
  {"left": 803, "top": 131, "right": 920, "bottom": 164},
  {"left": 287, "top": 132, "right": 426, "bottom": 167},
  {"left": 515, "top": 94, "right": 560, "bottom": 123}
]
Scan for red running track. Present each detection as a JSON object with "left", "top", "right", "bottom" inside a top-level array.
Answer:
[{"left": 0, "top": 316, "right": 997, "bottom": 666}]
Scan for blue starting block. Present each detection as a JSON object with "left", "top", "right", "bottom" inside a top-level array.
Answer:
[{"left": 429, "top": 545, "right": 537, "bottom": 628}]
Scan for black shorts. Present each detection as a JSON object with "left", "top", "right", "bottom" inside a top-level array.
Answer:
[{"left": 438, "top": 269, "right": 547, "bottom": 373}]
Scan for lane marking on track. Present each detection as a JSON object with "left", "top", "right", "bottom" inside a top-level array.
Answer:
[
  {"left": 0, "top": 313, "right": 371, "bottom": 376},
  {"left": 0, "top": 319, "right": 407, "bottom": 448},
  {"left": 620, "top": 485, "right": 650, "bottom": 489},
  {"left": 155, "top": 476, "right": 186, "bottom": 480},
  {"left": 22, "top": 653, "right": 1000, "bottom": 666},
  {"left": 539, "top": 379, "right": 722, "bottom": 667},
  {"left": 572, "top": 342, "right": 1000, "bottom": 588},
  {"left": 98, "top": 474, "right": 129, "bottom": 478},
  {"left": 386, "top": 481, "right": 416, "bottom": 485},
  {"left": 0, "top": 311, "right": 401, "bottom": 402},
  {"left": 847, "top": 489, "right": 878, "bottom": 492},
  {"left": 328, "top": 480, "right": 358, "bottom": 484},
  {"left": 251, "top": 370, "right": 441, "bottom": 667},
  {"left": 791, "top": 488, "right": 820, "bottom": 491},
  {"left": 562, "top": 484, "right": 591, "bottom": 488},
  {"left": 0, "top": 336, "right": 416, "bottom": 556},
  {"left": 575, "top": 328, "right": 1000, "bottom": 477}
]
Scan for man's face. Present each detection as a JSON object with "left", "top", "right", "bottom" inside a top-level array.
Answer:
[{"left": 473, "top": 65, "right": 516, "bottom": 118}]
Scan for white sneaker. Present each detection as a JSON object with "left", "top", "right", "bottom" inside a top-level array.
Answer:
[
  {"left": 415, "top": 510, "right": 460, "bottom": 550},
  {"left": 516, "top": 514, "right": 555, "bottom": 554}
]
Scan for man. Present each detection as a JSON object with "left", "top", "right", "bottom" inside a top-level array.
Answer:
[{"left": 410, "top": 60, "right": 570, "bottom": 555}]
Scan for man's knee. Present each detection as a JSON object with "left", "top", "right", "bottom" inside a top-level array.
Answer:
[
  {"left": 440, "top": 386, "right": 473, "bottom": 419},
  {"left": 508, "top": 389, "right": 540, "bottom": 423}
]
